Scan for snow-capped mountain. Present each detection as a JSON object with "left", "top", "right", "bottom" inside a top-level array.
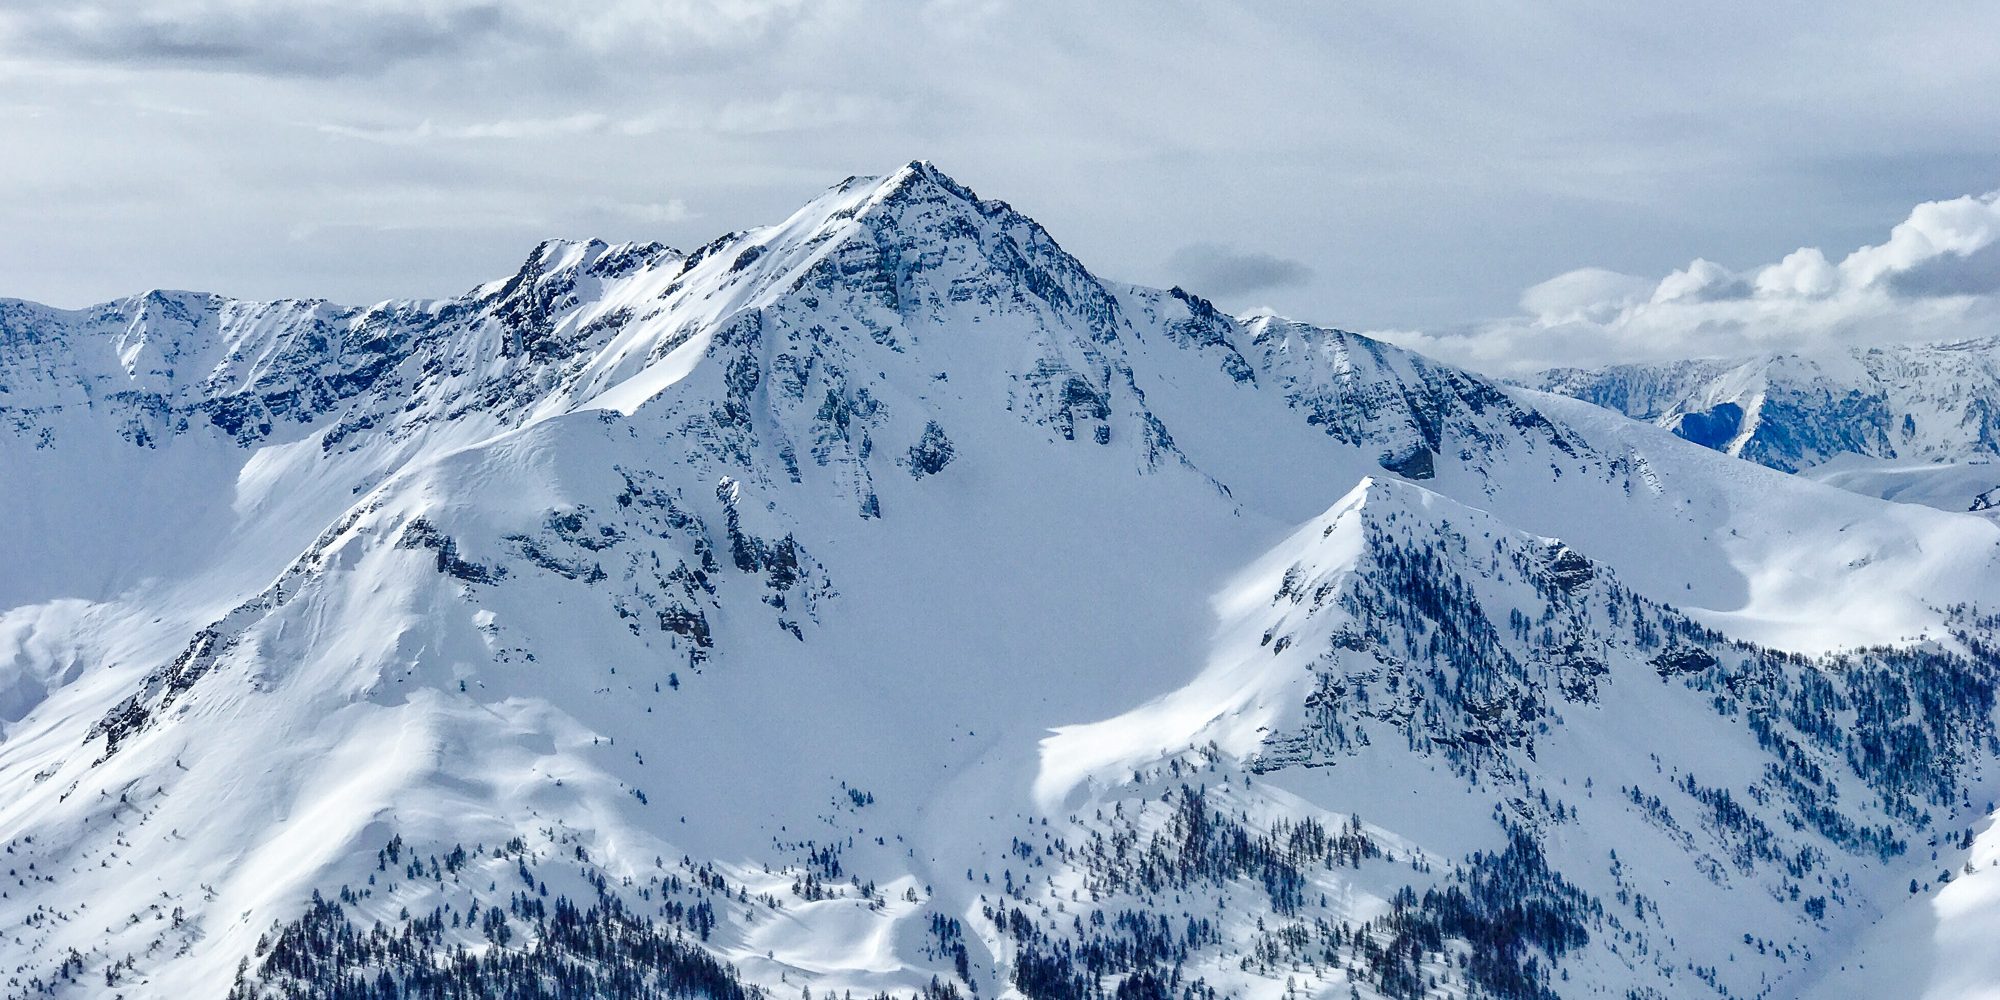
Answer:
[
  {"left": 4, "top": 162, "right": 2000, "bottom": 1000},
  {"left": 1535, "top": 342, "right": 2000, "bottom": 515}
]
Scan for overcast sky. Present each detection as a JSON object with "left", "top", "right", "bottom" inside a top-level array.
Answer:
[{"left": 4, "top": 0, "right": 1998, "bottom": 372}]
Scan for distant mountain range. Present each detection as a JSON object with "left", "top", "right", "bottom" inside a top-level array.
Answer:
[{"left": 1536, "top": 341, "right": 2000, "bottom": 515}]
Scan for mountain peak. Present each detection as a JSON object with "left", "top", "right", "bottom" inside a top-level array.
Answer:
[
  {"left": 829, "top": 159, "right": 977, "bottom": 210},
  {"left": 807, "top": 159, "right": 1001, "bottom": 242},
  {"left": 871, "top": 159, "right": 979, "bottom": 207}
]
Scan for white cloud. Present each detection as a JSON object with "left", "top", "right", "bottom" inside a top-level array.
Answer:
[
  {"left": 1650, "top": 258, "right": 1751, "bottom": 304},
  {"left": 1518, "top": 268, "right": 1651, "bottom": 323},
  {"left": 598, "top": 199, "right": 694, "bottom": 225},
  {"left": 1754, "top": 248, "right": 1838, "bottom": 299},
  {"left": 316, "top": 113, "right": 612, "bottom": 144},
  {"left": 1842, "top": 193, "right": 2000, "bottom": 287},
  {"left": 1379, "top": 190, "right": 2000, "bottom": 374},
  {"left": 313, "top": 94, "right": 906, "bottom": 146},
  {"left": 619, "top": 92, "right": 910, "bottom": 137}
]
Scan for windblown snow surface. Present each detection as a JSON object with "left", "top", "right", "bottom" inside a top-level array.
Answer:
[{"left": 5, "top": 163, "right": 2000, "bottom": 999}]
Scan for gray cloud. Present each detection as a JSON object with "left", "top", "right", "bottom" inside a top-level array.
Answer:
[
  {"left": 1, "top": 2, "right": 507, "bottom": 78},
  {"left": 1168, "top": 243, "right": 1313, "bottom": 298},
  {"left": 1887, "top": 239, "right": 2000, "bottom": 298},
  {"left": 0, "top": 0, "right": 813, "bottom": 79}
]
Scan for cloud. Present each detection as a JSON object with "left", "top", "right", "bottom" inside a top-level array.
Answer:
[
  {"left": 594, "top": 199, "right": 694, "bottom": 225},
  {"left": 316, "top": 113, "right": 612, "bottom": 144},
  {"left": 1518, "top": 268, "right": 1653, "bottom": 323},
  {"left": 1377, "top": 190, "right": 2000, "bottom": 375},
  {"left": 0, "top": 1, "right": 507, "bottom": 78},
  {"left": 1168, "top": 243, "right": 1313, "bottom": 298},
  {"left": 313, "top": 93, "right": 905, "bottom": 146},
  {"left": 1651, "top": 258, "right": 1754, "bottom": 304},
  {"left": 1886, "top": 239, "right": 2000, "bottom": 298},
  {"left": 630, "top": 92, "right": 910, "bottom": 137},
  {"left": 0, "top": 0, "right": 805, "bottom": 78}
]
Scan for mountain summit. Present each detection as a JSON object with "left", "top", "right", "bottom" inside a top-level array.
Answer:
[{"left": 3, "top": 165, "right": 2000, "bottom": 1000}]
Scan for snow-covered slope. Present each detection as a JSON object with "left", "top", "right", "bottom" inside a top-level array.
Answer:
[
  {"left": 4, "top": 162, "right": 2000, "bottom": 1000},
  {"left": 1535, "top": 342, "right": 2000, "bottom": 515}
]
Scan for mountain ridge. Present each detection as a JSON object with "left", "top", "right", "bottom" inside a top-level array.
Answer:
[{"left": 3, "top": 163, "right": 2000, "bottom": 1000}]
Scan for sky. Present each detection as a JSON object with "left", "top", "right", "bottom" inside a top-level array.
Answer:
[{"left": 3, "top": 0, "right": 1998, "bottom": 373}]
